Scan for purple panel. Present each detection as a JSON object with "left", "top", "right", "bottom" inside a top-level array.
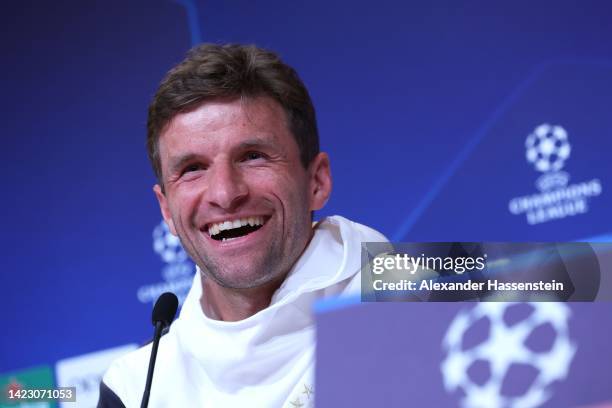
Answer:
[{"left": 316, "top": 303, "right": 612, "bottom": 407}]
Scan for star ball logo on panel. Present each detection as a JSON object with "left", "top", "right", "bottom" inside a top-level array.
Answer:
[
  {"left": 136, "top": 220, "right": 195, "bottom": 306},
  {"left": 508, "top": 124, "right": 602, "bottom": 225},
  {"left": 441, "top": 303, "right": 576, "bottom": 408}
]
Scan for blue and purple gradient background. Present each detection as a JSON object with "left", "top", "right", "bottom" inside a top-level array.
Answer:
[{"left": 2, "top": 0, "right": 611, "bottom": 373}]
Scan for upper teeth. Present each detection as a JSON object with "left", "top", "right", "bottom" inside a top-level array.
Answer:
[{"left": 208, "top": 216, "right": 264, "bottom": 237}]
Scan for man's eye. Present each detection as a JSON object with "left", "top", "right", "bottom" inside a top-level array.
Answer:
[
  {"left": 242, "top": 151, "right": 265, "bottom": 161},
  {"left": 183, "top": 164, "right": 203, "bottom": 173}
]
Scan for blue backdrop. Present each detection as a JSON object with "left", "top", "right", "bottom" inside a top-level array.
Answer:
[{"left": 2, "top": 0, "right": 611, "bottom": 380}]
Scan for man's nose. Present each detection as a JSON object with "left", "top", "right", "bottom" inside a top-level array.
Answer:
[{"left": 205, "top": 162, "right": 248, "bottom": 210}]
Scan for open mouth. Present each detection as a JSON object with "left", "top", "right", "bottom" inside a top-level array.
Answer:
[{"left": 207, "top": 216, "right": 267, "bottom": 242}]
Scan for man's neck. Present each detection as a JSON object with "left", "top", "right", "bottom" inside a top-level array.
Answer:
[{"left": 199, "top": 273, "right": 285, "bottom": 321}]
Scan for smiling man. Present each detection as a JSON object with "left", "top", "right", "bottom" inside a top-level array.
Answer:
[
  {"left": 154, "top": 96, "right": 328, "bottom": 321},
  {"left": 99, "top": 44, "right": 387, "bottom": 408}
]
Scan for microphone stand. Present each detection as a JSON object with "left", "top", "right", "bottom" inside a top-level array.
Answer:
[
  {"left": 140, "top": 292, "right": 177, "bottom": 408},
  {"left": 140, "top": 320, "right": 164, "bottom": 408}
]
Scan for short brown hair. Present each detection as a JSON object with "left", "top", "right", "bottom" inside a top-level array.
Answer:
[{"left": 147, "top": 43, "right": 319, "bottom": 185}]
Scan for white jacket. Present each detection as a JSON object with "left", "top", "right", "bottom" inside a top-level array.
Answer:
[{"left": 100, "top": 216, "right": 387, "bottom": 408}]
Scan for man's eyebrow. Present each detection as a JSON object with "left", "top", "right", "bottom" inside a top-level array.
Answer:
[
  {"left": 166, "top": 137, "right": 280, "bottom": 175},
  {"left": 237, "top": 137, "right": 278, "bottom": 151}
]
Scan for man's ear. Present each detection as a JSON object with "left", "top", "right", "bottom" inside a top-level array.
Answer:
[
  {"left": 153, "top": 184, "right": 178, "bottom": 236},
  {"left": 308, "top": 152, "right": 332, "bottom": 211}
]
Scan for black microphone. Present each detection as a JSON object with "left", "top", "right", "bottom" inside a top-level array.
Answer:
[{"left": 141, "top": 292, "right": 178, "bottom": 408}]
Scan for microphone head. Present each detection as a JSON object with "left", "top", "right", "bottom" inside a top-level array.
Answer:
[{"left": 152, "top": 292, "right": 179, "bottom": 328}]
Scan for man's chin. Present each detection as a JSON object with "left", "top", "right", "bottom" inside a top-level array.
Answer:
[{"left": 202, "top": 265, "right": 283, "bottom": 291}]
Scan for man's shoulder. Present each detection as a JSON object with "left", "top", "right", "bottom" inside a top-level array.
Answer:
[
  {"left": 101, "top": 329, "right": 180, "bottom": 407},
  {"left": 100, "top": 341, "right": 151, "bottom": 407},
  {"left": 104, "top": 341, "right": 152, "bottom": 380}
]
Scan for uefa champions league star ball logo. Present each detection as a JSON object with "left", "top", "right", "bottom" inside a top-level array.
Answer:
[
  {"left": 137, "top": 220, "right": 194, "bottom": 306},
  {"left": 441, "top": 303, "right": 576, "bottom": 408},
  {"left": 525, "top": 124, "right": 572, "bottom": 192},
  {"left": 508, "top": 123, "right": 602, "bottom": 224},
  {"left": 152, "top": 220, "right": 187, "bottom": 264},
  {"left": 525, "top": 124, "right": 571, "bottom": 173}
]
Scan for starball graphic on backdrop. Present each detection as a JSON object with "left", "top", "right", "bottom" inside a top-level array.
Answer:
[
  {"left": 508, "top": 124, "right": 603, "bottom": 225},
  {"left": 441, "top": 302, "right": 576, "bottom": 408},
  {"left": 136, "top": 220, "right": 195, "bottom": 306}
]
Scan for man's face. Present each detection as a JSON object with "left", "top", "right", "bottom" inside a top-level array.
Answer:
[{"left": 154, "top": 97, "right": 331, "bottom": 289}]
